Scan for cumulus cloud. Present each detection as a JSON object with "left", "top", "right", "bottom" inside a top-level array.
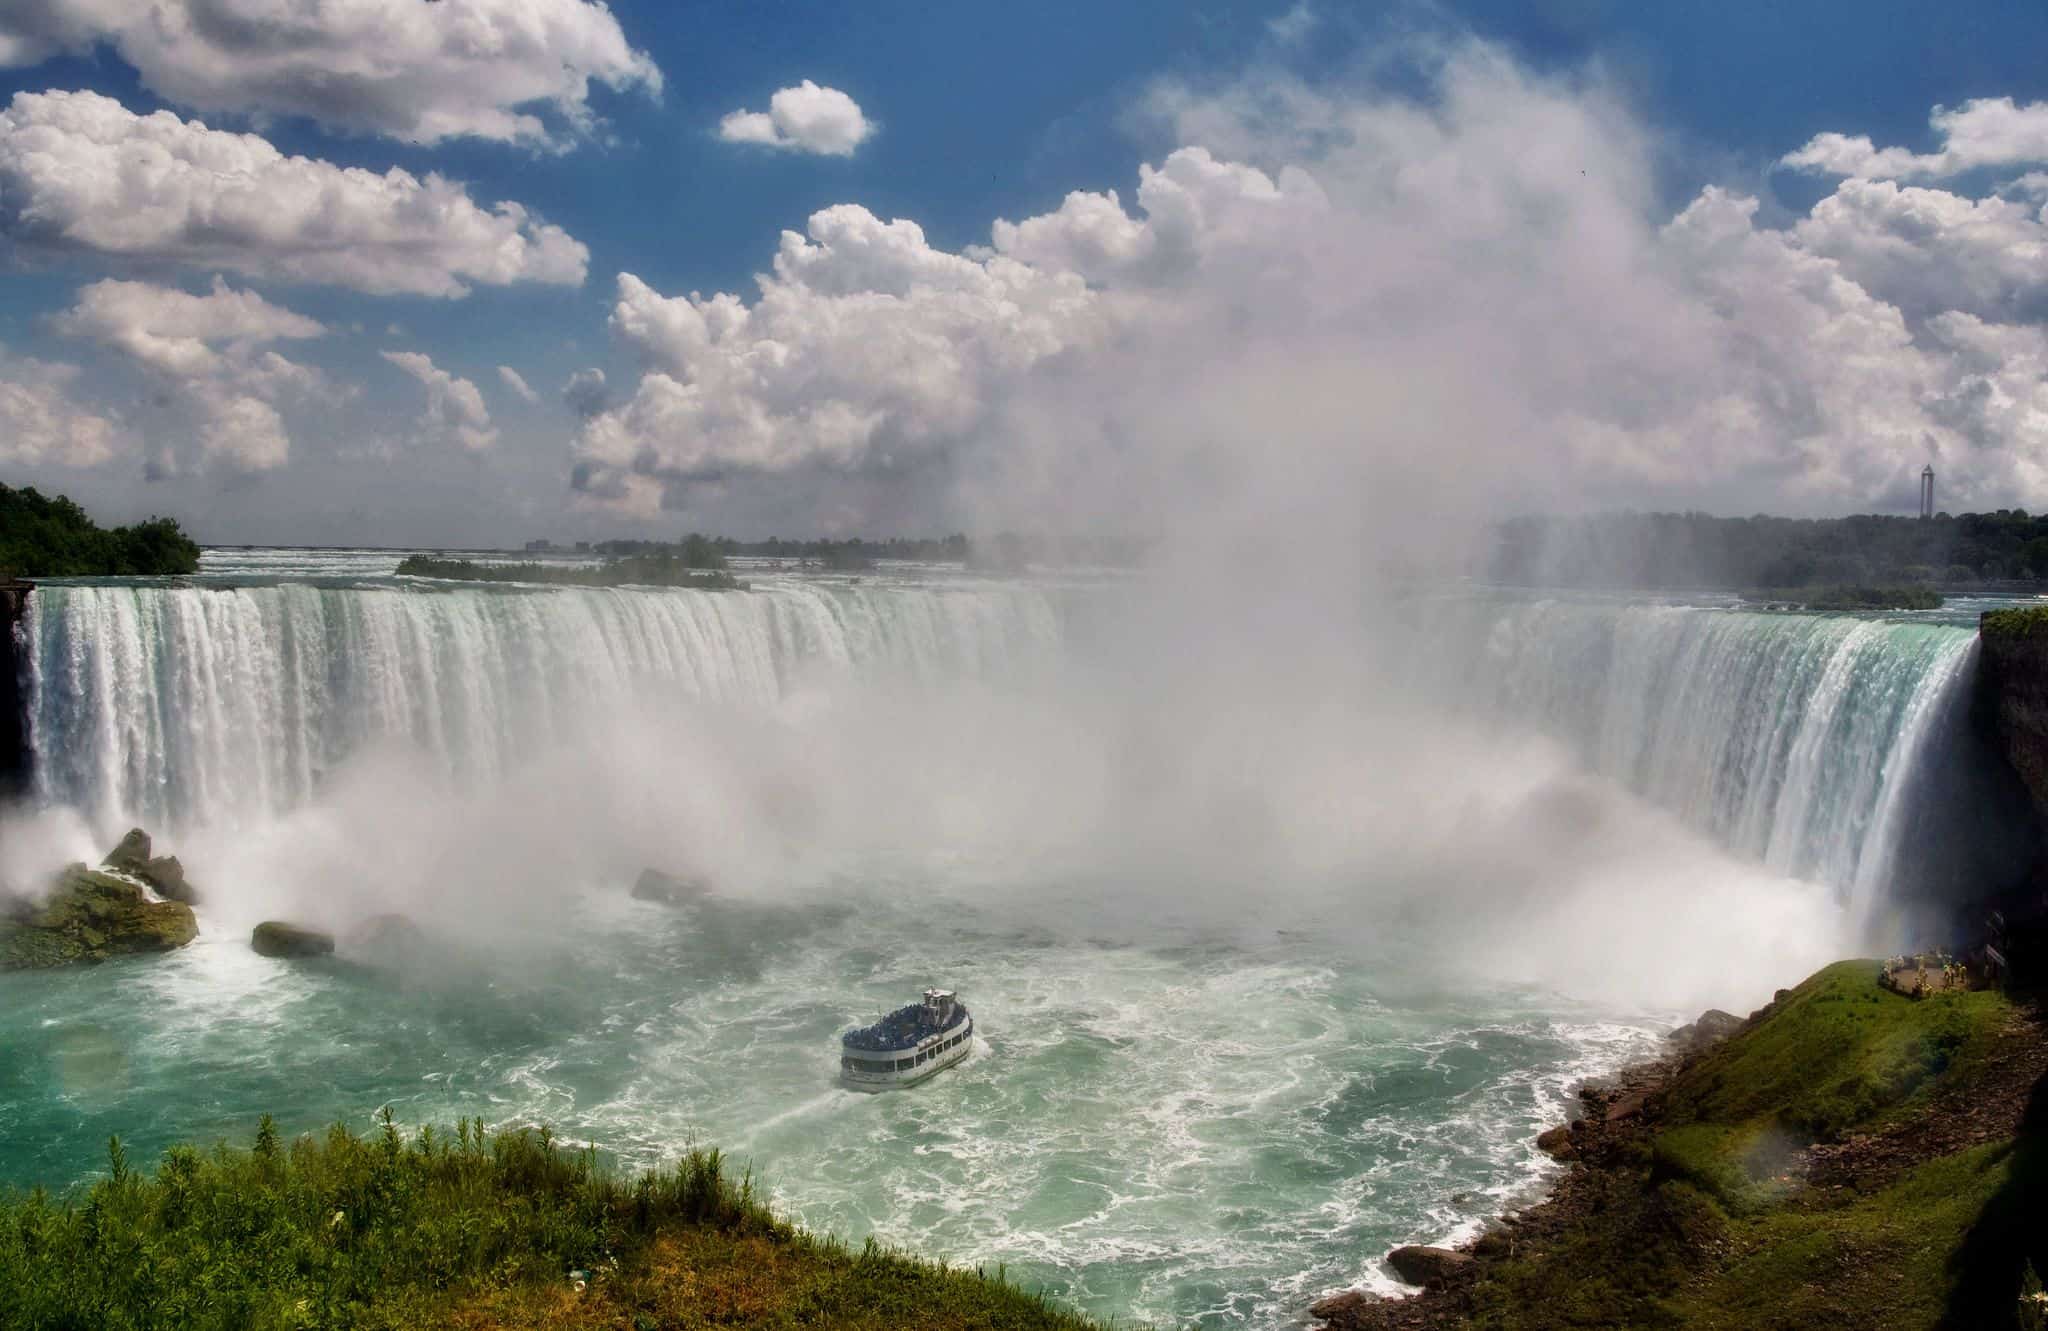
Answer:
[
  {"left": 1791, "top": 178, "right": 2048, "bottom": 323},
  {"left": 0, "top": 0, "right": 661, "bottom": 147},
  {"left": 572, "top": 53, "right": 2048, "bottom": 533},
  {"left": 498, "top": 366, "right": 541, "bottom": 405},
  {"left": 0, "top": 350, "right": 123, "bottom": 467},
  {"left": 718, "top": 80, "right": 872, "bottom": 156},
  {"left": 0, "top": 90, "right": 589, "bottom": 298},
  {"left": 1783, "top": 97, "right": 2048, "bottom": 180},
  {"left": 54, "top": 277, "right": 329, "bottom": 472},
  {"left": 572, "top": 209, "right": 1097, "bottom": 513},
  {"left": 383, "top": 351, "right": 498, "bottom": 451},
  {"left": 562, "top": 367, "right": 609, "bottom": 418}
]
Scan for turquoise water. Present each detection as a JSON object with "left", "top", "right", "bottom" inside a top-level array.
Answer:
[{"left": 0, "top": 879, "right": 1660, "bottom": 1327}]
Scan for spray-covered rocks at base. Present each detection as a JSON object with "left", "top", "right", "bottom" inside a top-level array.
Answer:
[{"left": 0, "top": 830, "right": 201, "bottom": 969}]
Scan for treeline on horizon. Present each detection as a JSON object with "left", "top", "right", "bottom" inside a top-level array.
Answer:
[
  {"left": 591, "top": 530, "right": 1144, "bottom": 571},
  {"left": 0, "top": 484, "right": 200, "bottom": 580},
  {"left": 1492, "top": 509, "right": 2048, "bottom": 590}
]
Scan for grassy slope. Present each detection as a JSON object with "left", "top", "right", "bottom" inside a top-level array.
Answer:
[
  {"left": 1464, "top": 962, "right": 2046, "bottom": 1331},
  {"left": 0, "top": 1115, "right": 1110, "bottom": 1331}
]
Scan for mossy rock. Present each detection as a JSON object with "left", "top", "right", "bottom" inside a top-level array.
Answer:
[
  {"left": 251, "top": 921, "right": 336, "bottom": 959},
  {"left": 0, "top": 864, "right": 199, "bottom": 970}
]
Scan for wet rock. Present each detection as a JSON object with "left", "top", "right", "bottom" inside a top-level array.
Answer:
[
  {"left": 1604, "top": 1089, "right": 1651, "bottom": 1123},
  {"left": 631, "top": 868, "right": 708, "bottom": 907},
  {"left": 0, "top": 863, "right": 198, "bottom": 969},
  {"left": 251, "top": 921, "right": 335, "bottom": 959},
  {"left": 1308, "top": 1289, "right": 1372, "bottom": 1321},
  {"left": 100, "top": 827, "right": 201, "bottom": 904},
  {"left": 1386, "top": 1245, "right": 1474, "bottom": 1287},
  {"left": 1536, "top": 1124, "right": 1576, "bottom": 1159}
]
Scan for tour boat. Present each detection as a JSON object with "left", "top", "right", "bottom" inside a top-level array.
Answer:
[{"left": 840, "top": 988, "right": 974, "bottom": 1090}]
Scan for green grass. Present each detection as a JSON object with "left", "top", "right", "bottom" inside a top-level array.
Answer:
[
  {"left": 0, "top": 1113, "right": 1112, "bottom": 1331},
  {"left": 1460, "top": 961, "right": 2042, "bottom": 1331},
  {"left": 1660, "top": 960, "right": 2008, "bottom": 1143}
]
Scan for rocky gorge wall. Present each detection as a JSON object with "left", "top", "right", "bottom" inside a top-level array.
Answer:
[{"left": 0, "top": 581, "right": 27, "bottom": 799}]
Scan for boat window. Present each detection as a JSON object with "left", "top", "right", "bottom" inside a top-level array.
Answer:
[{"left": 896, "top": 1057, "right": 914, "bottom": 1071}]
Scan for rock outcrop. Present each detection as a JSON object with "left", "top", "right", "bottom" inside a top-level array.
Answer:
[
  {"left": 1979, "top": 607, "right": 2048, "bottom": 821},
  {"left": 0, "top": 856, "right": 198, "bottom": 970},
  {"left": 1385, "top": 1245, "right": 1474, "bottom": 1287},
  {"left": 631, "top": 868, "right": 708, "bottom": 907},
  {"left": 251, "top": 921, "right": 335, "bottom": 959},
  {"left": 1667, "top": 1007, "right": 1745, "bottom": 1056},
  {"left": 101, "top": 827, "right": 201, "bottom": 905}
]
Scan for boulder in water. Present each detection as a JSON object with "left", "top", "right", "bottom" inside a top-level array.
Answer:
[
  {"left": 631, "top": 868, "right": 708, "bottom": 907},
  {"left": 100, "top": 827, "right": 202, "bottom": 905},
  {"left": 1386, "top": 1245, "right": 1474, "bottom": 1287},
  {"left": 1536, "top": 1124, "right": 1576, "bottom": 1159},
  {"left": 251, "top": 921, "right": 335, "bottom": 959},
  {"left": 0, "top": 862, "right": 198, "bottom": 970}
]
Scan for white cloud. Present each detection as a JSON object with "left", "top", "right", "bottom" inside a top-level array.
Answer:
[
  {"left": 1267, "top": 3, "right": 1318, "bottom": 44},
  {"left": 497, "top": 365, "right": 540, "bottom": 404},
  {"left": 1791, "top": 178, "right": 2048, "bottom": 322},
  {"left": 1783, "top": 97, "right": 2048, "bottom": 180},
  {"left": 574, "top": 54, "right": 2048, "bottom": 530},
  {"left": 383, "top": 351, "right": 498, "bottom": 451},
  {"left": 0, "top": 350, "right": 123, "bottom": 467},
  {"left": 718, "top": 80, "right": 872, "bottom": 156},
  {"left": 54, "top": 276, "right": 325, "bottom": 377},
  {"left": 0, "top": 0, "right": 661, "bottom": 147},
  {"left": 0, "top": 90, "right": 589, "bottom": 298},
  {"left": 54, "top": 277, "right": 329, "bottom": 472},
  {"left": 572, "top": 208, "right": 1097, "bottom": 513}
]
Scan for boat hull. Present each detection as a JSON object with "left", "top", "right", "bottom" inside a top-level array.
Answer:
[{"left": 840, "top": 1016, "right": 974, "bottom": 1091}]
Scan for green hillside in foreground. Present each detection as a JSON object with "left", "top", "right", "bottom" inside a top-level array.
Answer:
[
  {"left": 0, "top": 1114, "right": 1109, "bottom": 1331},
  {"left": 1447, "top": 961, "right": 2047, "bottom": 1331}
]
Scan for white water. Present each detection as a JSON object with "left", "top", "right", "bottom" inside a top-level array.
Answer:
[
  {"left": 25, "top": 572, "right": 1061, "bottom": 833},
  {"left": 1407, "top": 593, "right": 1979, "bottom": 926}
]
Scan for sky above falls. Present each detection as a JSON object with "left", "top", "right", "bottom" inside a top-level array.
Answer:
[{"left": 3, "top": 2, "right": 2048, "bottom": 546}]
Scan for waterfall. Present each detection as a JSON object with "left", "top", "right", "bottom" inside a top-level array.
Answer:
[
  {"left": 24, "top": 578, "right": 1062, "bottom": 833},
  {"left": 1409, "top": 594, "right": 1981, "bottom": 914}
]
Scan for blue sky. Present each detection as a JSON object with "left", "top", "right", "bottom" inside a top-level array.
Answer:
[{"left": 3, "top": 1, "right": 2048, "bottom": 544}]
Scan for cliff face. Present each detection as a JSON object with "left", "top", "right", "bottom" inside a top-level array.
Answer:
[
  {"left": 0, "top": 581, "right": 27, "bottom": 799},
  {"left": 1978, "top": 608, "right": 2048, "bottom": 820}
]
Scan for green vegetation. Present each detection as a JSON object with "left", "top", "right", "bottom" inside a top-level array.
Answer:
[
  {"left": 0, "top": 1113, "right": 1110, "bottom": 1331},
  {"left": 1740, "top": 585, "right": 1943, "bottom": 611},
  {"left": 1493, "top": 508, "right": 2048, "bottom": 590},
  {"left": 1460, "top": 961, "right": 2045, "bottom": 1331},
  {"left": 1982, "top": 606, "right": 2048, "bottom": 641},
  {"left": 0, "top": 484, "right": 199, "bottom": 580},
  {"left": 397, "top": 555, "right": 742, "bottom": 591}
]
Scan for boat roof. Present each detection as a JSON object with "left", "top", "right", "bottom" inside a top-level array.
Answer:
[{"left": 842, "top": 999, "right": 970, "bottom": 1052}]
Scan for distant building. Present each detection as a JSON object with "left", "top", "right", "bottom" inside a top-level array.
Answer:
[
  {"left": 1920, "top": 465, "right": 1935, "bottom": 520},
  {"left": 524, "top": 539, "right": 554, "bottom": 553},
  {"left": 574, "top": 541, "right": 591, "bottom": 553}
]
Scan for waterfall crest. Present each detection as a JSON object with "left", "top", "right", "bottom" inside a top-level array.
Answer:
[
  {"left": 25, "top": 579, "right": 1060, "bottom": 832},
  {"left": 1411, "top": 595, "right": 1979, "bottom": 914}
]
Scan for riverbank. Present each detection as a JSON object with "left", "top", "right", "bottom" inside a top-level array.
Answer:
[
  {"left": 1313, "top": 959, "right": 2047, "bottom": 1330},
  {"left": 0, "top": 1114, "right": 1109, "bottom": 1331}
]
